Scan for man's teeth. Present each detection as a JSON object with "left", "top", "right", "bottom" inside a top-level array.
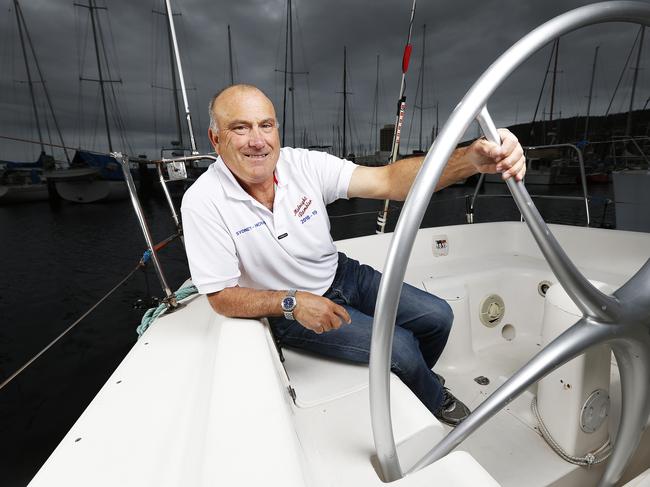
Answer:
[{"left": 246, "top": 154, "right": 267, "bottom": 158}]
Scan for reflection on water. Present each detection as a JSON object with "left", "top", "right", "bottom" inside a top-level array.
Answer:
[{"left": 0, "top": 182, "right": 614, "bottom": 486}]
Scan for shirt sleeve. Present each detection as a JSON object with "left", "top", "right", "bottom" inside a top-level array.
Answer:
[
  {"left": 181, "top": 205, "right": 240, "bottom": 294},
  {"left": 300, "top": 149, "right": 358, "bottom": 204}
]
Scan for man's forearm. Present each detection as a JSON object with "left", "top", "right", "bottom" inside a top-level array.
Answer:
[
  {"left": 386, "top": 145, "right": 478, "bottom": 200},
  {"left": 436, "top": 145, "right": 481, "bottom": 191},
  {"left": 208, "top": 286, "right": 285, "bottom": 318}
]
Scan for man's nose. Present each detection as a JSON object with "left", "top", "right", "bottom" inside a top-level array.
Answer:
[{"left": 248, "top": 126, "right": 265, "bottom": 148}]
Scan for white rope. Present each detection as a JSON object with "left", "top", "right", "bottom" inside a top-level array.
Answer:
[{"left": 531, "top": 397, "right": 612, "bottom": 467}]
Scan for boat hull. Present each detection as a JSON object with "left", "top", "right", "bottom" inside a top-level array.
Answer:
[
  {"left": 55, "top": 180, "right": 128, "bottom": 203},
  {"left": 0, "top": 184, "right": 49, "bottom": 203},
  {"left": 613, "top": 170, "right": 650, "bottom": 232}
]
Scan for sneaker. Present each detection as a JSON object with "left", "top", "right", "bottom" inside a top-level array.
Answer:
[
  {"left": 434, "top": 388, "right": 471, "bottom": 427},
  {"left": 434, "top": 372, "right": 446, "bottom": 387}
]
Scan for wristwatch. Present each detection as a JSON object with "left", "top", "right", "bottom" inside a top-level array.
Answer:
[{"left": 281, "top": 289, "right": 297, "bottom": 320}]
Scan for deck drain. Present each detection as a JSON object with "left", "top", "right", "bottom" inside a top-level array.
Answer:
[
  {"left": 501, "top": 324, "right": 516, "bottom": 341},
  {"left": 538, "top": 280, "right": 552, "bottom": 297},
  {"left": 479, "top": 294, "right": 505, "bottom": 327}
]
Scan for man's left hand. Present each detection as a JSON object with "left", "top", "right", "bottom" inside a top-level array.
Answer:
[{"left": 466, "top": 128, "right": 526, "bottom": 181}]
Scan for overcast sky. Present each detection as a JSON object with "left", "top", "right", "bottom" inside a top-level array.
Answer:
[{"left": 1, "top": 0, "right": 649, "bottom": 162}]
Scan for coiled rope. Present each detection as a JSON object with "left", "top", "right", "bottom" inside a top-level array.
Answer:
[
  {"left": 531, "top": 397, "right": 612, "bottom": 466},
  {"left": 136, "top": 284, "right": 197, "bottom": 337}
]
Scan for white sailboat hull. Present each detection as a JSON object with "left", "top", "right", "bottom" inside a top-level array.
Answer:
[{"left": 55, "top": 180, "right": 128, "bottom": 203}]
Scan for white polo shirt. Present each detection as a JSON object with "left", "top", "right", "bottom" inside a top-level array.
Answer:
[{"left": 181, "top": 147, "right": 358, "bottom": 296}]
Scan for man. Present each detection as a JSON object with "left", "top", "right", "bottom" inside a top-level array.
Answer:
[{"left": 181, "top": 84, "right": 525, "bottom": 425}]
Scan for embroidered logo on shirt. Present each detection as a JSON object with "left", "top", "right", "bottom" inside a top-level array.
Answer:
[
  {"left": 300, "top": 209, "right": 318, "bottom": 224},
  {"left": 293, "top": 195, "right": 312, "bottom": 217},
  {"left": 235, "top": 220, "right": 266, "bottom": 236}
]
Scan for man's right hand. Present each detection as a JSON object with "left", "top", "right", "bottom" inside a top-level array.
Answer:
[{"left": 294, "top": 291, "right": 352, "bottom": 334}]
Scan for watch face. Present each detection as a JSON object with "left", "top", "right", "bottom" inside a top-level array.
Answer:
[{"left": 282, "top": 296, "right": 296, "bottom": 311}]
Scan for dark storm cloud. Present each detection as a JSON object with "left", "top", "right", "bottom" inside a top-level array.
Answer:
[{"left": 1, "top": 0, "right": 649, "bottom": 161}]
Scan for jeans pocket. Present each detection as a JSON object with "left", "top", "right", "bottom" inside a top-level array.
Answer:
[{"left": 325, "top": 287, "right": 348, "bottom": 305}]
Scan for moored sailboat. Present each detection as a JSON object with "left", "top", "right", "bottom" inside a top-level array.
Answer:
[{"left": 0, "top": 152, "right": 53, "bottom": 203}]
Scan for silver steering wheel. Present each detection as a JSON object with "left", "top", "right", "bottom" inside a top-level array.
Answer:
[{"left": 369, "top": 3, "right": 650, "bottom": 486}]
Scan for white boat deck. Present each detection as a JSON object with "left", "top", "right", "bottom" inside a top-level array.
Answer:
[{"left": 28, "top": 222, "right": 650, "bottom": 486}]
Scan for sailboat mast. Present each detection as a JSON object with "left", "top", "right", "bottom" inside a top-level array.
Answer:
[
  {"left": 549, "top": 38, "right": 559, "bottom": 123},
  {"left": 281, "top": 0, "right": 289, "bottom": 146},
  {"left": 228, "top": 25, "right": 234, "bottom": 85},
  {"left": 165, "top": 8, "right": 183, "bottom": 148},
  {"left": 434, "top": 101, "right": 439, "bottom": 139},
  {"left": 530, "top": 42, "right": 556, "bottom": 140},
  {"left": 371, "top": 54, "right": 379, "bottom": 153},
  {"left": 87, "top": 0, "right": 113, "bottom": 152},
  {"left": 13, "top": 0, "right": 43, "bottom": 153},
  {"left": 583, "top": 45, "right": 599, "bottom": 141},
  {"left": 342, "top": 46, "right": 347, "bottom": 158},
  {"left": 164, "top": 0, "right": 198, "bottom": 154},
  {"left": 418, "top": 24, "right": 426, "bottom": 152},
  {"left": 289, "top": 0, "right": 296, "bottom": 146},
  {"left": 17, "top": 1, "right": 70, "bottom": 162},
  {"left": 626, "top": 26, "right": 645, "bottom": 136}
]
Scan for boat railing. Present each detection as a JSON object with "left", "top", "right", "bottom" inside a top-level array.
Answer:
[
  {"left": 467, "top": 142, "right": 590, "bottom": 226},
  {"left": 587, "top": 136, "right": 650, "bottom": 168},
  {"left": 114, "top": 152, "right": 218, "bottom": 310}
]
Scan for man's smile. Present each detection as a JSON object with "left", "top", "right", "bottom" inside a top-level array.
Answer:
[{"left": 244, "top": 153, "right": 269, "bottom": 160}]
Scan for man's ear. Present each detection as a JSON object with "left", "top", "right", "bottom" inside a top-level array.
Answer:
[{"left": 208, "top": 127, "right": 219, "bottom": 154}]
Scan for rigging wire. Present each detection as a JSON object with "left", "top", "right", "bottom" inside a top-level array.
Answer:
[
  {"left": 294, "top": 6, "right": 315, "bottom": 148},
  {"left": 272, "top": 8, "right": 286, "bottom": 116},
  {"left": 605, "top": 27, "right": 641, "bottom": 117},
  {"left": 90, "top": 85, "right": 101, "bottom": 151},
  {"left": 346, "top": 55, "right": 365, "bottom": 156},
  {"left": 530, "top": 41, "right": 556, "bottom": 139},
  {"left": 334, "top": 50, "right": 344, "bottom": 154},
  {"left": 95, "top": 8, "right": 131, "bottom": 154},
  {"left": 305, "top": 76, "right": 319, "bottom": 147},
  {"left": 2, "top": 4, "right": 22, "bottom": 159},
  {"left": 74, "top": 4, "right": 87, "bottom": 151},
  {"left": 368, "top": 54, "right": 381, "bottom": 154}
]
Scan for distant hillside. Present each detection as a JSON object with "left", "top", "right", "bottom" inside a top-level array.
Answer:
[{"left": 506, "top": 109, "right": 650, "bottom": 147}]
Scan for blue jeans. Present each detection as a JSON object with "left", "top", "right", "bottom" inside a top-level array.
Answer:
[{"left": 269, "top": 253, "right": 453, "bottom": 414}]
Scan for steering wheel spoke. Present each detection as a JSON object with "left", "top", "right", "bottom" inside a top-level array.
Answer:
[
  {"left": 476, "top": 107, "right": 620, "bottom": 322},
  {"left": 408, "top": 317, "right": 611, "bottom": 472}
]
